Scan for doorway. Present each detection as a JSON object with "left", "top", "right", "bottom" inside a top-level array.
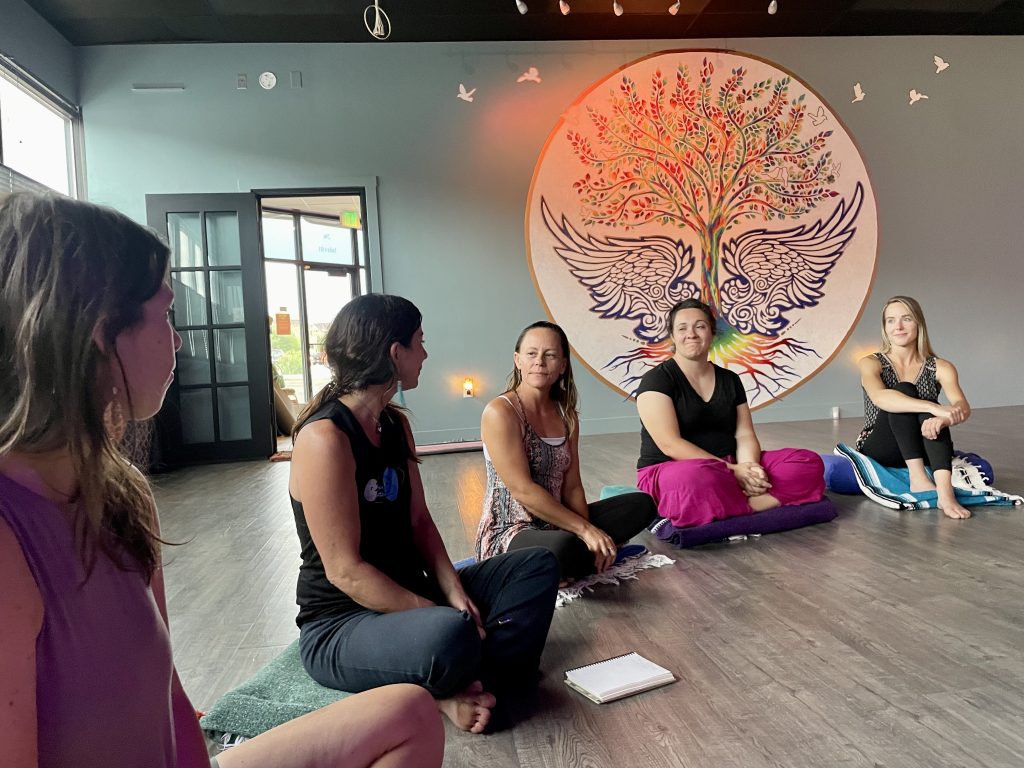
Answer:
[{"left": 259, "top": 192, "right": 372, "bottom": 442}]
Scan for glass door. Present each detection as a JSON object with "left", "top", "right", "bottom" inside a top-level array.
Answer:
[
  {"left": 260, "top": 194, "right": 368, "bottom": 405},
  {"left": 146, "top": 193, "right": 274, "bottom": 463}
]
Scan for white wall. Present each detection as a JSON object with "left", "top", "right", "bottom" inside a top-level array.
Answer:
[{"left": 76, "top": 36, "right": 1024, "bottom": 442}]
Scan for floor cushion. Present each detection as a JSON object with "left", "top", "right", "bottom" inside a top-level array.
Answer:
[
  {"left": 199, "top": 640, "right": 350, "bottom": 742},
  {"left": 824, "top": 449, "right": 996, "bottom": 495},
  {"left": 647, "top": 497, "right": 838, "bottom": 548}
]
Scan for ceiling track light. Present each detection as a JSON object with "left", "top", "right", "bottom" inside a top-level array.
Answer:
[
  {"left": 613, "top": 0, "right": 623, "bottom": 16},
  {"left": 560, "top": 0, "right": 570, "bottom": 14},
  {"left": 515, "top": 0, "right": 527, "bottom": 14},
  {"left": 768, "top": 0, "right": 778, "bottom": 14},
  {"left": 669, "top": 1, "right": 680, "bottom": 14}
]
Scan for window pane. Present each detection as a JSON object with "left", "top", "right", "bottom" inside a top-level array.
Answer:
[
  {"left": 211, "top": 270, "right": 244, "bottom": 324},
  {"left": 167, "top": 213, "right": 204, "bottom": 268},
  {"left": 206, "top": 212, "right": 241, "bottom": 267},
  {"left": 301, "top": 216, "right": 353, "bottom": 265},
  {"left": 218, "top": 386, "right": 252, "bottom": 441},
  {"left": 176, "top": 330, "right": 211, "bottom": 385},
  {"left": 214, "top": 328, "right": 248, "bottom": 383},
  {"left": 265, "top": 261, "right": 302, "bottom": 395},
  {"left": 172, "top": 271, "right": 208, "bottom": 326},
  {"left": 0, "top": 77, "right": 71, "bottom": 195},
  {"left": 304, "top": 269, "right": 353, "bottom": 396},
  {"left": 180, "top": 389, "right": 214, "bottom": 444},
  {"left": 356, "top": 229, "right": 366, "bottom": 268},
  {"left": 262, "top": 212, "right": 296, "bottom": 261}
]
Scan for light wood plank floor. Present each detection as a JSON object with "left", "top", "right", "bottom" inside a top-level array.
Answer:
[{"left": 154, "top": 407, "right": 1024, "bottom": 767}]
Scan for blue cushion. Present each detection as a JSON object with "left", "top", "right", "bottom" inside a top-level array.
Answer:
[
  {"left": 821, "top": 453, "right": 861, "bottom": 494},
  {"left": 824, "top": 450, "right": 996, "bottom": 497},
  {"left": 648, "top": 498, "right": 838, "bottom": 548},
  {"left": 600, "top": 484, "right": 642, "bottom": 500}
]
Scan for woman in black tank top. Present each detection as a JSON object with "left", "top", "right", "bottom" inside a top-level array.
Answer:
[
  {"left": 856, "top": 295, "right": 972, "bottom": 519},
  {"left": 289, "top": 295, "right": 559, "bottom": 734}
]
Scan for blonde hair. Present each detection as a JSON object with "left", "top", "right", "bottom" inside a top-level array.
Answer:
[{"left": 880, "top": 295, "right": 936, "bottom": 358}]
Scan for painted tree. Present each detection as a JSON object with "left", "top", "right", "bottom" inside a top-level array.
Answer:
[{"left": 568, "top": 59, "right": 839, "bottom": 321}]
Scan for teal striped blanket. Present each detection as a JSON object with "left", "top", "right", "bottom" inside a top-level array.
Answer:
[{"left": 834, "top": 443, "right": 1022, "bottom": 511}]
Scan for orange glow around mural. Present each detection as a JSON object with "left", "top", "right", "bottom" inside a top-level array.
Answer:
[{"left": 527, "top": 49, "right": 878, "bottom": 409}]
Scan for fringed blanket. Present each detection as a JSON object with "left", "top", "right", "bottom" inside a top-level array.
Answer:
[
  {"left": 834, "top": 443, "right": 1023, "bottom": 510},
  {"left": 556, "top": 549, "right": 675, "bottom": 608}
]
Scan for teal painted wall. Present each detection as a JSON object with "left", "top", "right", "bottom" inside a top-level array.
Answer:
[
  {"left": 77, "top": 37, "right": 1024, "bottom": 442},
  {"left": 0, "top": 0, "right": 75, "bottom": 100}
]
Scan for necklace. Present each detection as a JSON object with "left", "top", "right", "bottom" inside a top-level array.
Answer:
[{"left": 347, "top": 398, "right": 383, "bottom": 434}]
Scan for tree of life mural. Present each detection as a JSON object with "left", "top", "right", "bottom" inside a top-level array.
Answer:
[{"left": 527, "top": 51, "right": 877, "bottom": 408}]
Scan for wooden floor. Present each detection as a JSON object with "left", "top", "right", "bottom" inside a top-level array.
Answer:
[{"left": 154, "top": 407, "right": 1024, "bottom": 767}]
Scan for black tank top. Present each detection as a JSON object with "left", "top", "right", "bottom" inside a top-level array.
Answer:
[{"left": 291, "top": 399, "right": 435, "bottom": 626}]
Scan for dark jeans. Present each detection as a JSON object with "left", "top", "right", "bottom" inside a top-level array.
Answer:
[
  {"left": 861, "top": 381, "right": 953, "bottom": 472},
  {"left": 298, "top": 547, "right": 559, "bottom": 699},
  {"left": 507, "top": 491, "right": 657, "bottom": 580}
]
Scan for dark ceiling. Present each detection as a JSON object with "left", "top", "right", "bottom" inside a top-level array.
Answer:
[{"left": 22, "top": 0, "right": 1024, "bottom": 46}]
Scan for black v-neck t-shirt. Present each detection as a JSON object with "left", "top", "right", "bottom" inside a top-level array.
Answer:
[{"left": 636, "top": 359, "right": 747, "bottom": 468}]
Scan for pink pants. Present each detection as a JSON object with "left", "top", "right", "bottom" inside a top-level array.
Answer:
[{"left": 636, "top": 448, "right": 825, "bottom": 529}]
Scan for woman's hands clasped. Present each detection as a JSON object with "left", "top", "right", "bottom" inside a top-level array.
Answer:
[{"left": 730, "top": 462, "right": 772, "bottom": 497}]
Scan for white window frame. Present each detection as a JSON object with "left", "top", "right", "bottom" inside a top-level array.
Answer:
[{"left": 0, "top": 51, "right": 82, "bottom": 198}]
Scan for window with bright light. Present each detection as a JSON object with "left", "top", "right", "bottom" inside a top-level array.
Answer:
[{"left": 0, "top": 61, "right": 78, "bottom": 196}]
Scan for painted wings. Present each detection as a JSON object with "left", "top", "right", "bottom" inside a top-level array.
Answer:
[
  {"left": 719, "top": 183, "right": 864, "bottom": 336},
  {"left": 540, "top": 197, "right": 698, "bottom": 342}
]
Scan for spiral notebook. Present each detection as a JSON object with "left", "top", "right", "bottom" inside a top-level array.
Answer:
[{"left": 564, "top": 652, "right": 676, "bottom": 704}]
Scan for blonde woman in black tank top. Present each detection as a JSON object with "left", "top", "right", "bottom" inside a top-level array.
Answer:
[{"left": 857, "top": 295, "right": 972, "bottom": 519}]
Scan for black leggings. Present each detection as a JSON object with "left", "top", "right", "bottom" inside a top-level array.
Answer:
[
  {"left": 861, "top": 381, "right": 953, "bottom": 472},
  {"left": 506, "top": 492, "right": 658, "bottom": 580}
]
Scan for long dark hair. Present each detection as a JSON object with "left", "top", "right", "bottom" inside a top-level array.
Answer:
[
  {"left": 0, "top": 192, "right": 170, "bottom": 579},
  {"left": 293, "top": 294, "right": 422, "bottom": 437},
  {"left": 506, "top": 320, "right": 580, "bottom": 436}
]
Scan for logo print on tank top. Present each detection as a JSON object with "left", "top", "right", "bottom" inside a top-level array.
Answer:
[{"left": 363, "top": 467, "right": 401, "bottom": 502}]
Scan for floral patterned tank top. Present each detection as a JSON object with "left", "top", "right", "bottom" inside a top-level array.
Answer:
[{"left": 475, "top": 393, "right": 571, "bottom": 559}]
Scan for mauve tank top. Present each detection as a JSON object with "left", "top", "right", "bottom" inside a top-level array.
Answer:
[{"left": 0, "top": 471, "right": 177, "bottom": 768}]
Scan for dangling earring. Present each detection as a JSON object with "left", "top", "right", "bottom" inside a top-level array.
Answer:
[
  {"left": 559, "top": 376, "right": 567, "bottom": 391},
  {"left": 105, "top": 384, "right": 126, "bottom": 439},
  {"left": 396, "top": 379, "right": 406, "bottom": 407}
]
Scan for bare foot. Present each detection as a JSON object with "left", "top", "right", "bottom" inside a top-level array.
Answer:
[
  {"left": 558, "top": 577, "right": 575, "bottom": 589},
  {"left": 748, "top": 493, "right": 781, "bottom": 513},
  {"left": 937, "top": 495, "right": 971, "bottom": 520},
  {"left": 909, "top": 477, "right": 937, "bottom": 493},
  {"left": 438, "top": 681, "right": 496, "bottom": 734}
]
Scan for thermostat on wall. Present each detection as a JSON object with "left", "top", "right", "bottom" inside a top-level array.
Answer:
[{"left": 258, "top": 71, "right": 277, "bottom": 90}]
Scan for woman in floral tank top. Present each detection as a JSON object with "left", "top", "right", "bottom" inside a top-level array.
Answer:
[{"left": 475, "top": 322, "right": 656, "bottom": 580}]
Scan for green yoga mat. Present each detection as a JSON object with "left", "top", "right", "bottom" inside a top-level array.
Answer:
[{"left": 200, "top": 640, "right": 352, "bottom": 741}]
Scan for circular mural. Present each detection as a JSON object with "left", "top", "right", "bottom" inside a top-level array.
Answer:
[{"left": 527, "top": 50, "right": 878, "bottom": 409}]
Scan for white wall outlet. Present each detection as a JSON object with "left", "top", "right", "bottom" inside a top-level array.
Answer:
[
  {"left": 236, "top": 73, "right": 247, "bottom": 90},
  {"left": 831, "top": 406, "right": 841, "bottom": 420},
  {"left": 290, "top": 71, "right": 302, "bottom": 88}
]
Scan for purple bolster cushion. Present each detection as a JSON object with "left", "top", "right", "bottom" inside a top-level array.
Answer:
[{"left": 648, "top": 497, "right": 838, "bottom": 548}]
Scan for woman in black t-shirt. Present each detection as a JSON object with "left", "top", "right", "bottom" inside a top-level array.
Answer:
[
  {"left": 635, "top": 299, "right": 824, "bottom": 528},
  {"left": 288, "top": 295, "right": 559, "bottom": 735}
]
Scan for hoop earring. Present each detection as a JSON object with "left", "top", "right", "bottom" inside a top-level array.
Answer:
[{"left": 105, "top": 385, "right": 126, "bottom": 439}]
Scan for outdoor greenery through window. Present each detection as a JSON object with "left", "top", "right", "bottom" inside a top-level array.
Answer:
[{"left": 0, "top": 55, "right": 78, "bottom": 196}]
